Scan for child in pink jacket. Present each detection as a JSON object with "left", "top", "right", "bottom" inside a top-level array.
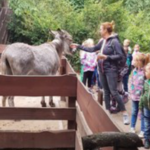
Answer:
[
  {"left": 129, "top": 53, "right": 146, "bottom": 138},
  {"left": 80, "top": 39, "right": 97, "bottom": 93}
]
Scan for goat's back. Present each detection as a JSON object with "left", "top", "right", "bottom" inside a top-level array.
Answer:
[{"left": 1, "top": 43, "right": 60, "bottom": 75}]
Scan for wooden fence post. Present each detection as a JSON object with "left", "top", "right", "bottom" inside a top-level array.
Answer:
[
  {"left": 68, "top": 97, "right": 77, "bottom": 130},
  {"left": 97, "top": 89, "right": 103, "bottom": 105}
]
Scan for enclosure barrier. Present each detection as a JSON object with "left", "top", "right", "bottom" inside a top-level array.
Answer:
[{"left": 0, "top": 58, "right": 144, "bottom": 150}]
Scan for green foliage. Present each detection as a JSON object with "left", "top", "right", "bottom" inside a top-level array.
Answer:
[
  {"left": 8, "top": 0, "right": 74, "bottom": 44},
  {"left": 123, "top": 0, "right": 150, "bottom": 14},
  {"left": 7, "top": 0, "right": 150, "bottom": 71},
  {"left": 123, "top": 12, "right": 150, "bottom": 52},
  {"left": 67, "top": 52, "right": 81, "bottom": 71},
  {"left": 68, "top": 0, "right": 84, "bottom": 10}
]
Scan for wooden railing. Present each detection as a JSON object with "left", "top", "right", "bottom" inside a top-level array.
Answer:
[
  {"left": 0, "top": 58, "right": 77, "bottom": 150},
  {"left": 0, "top": 7, "right": 12, "bottom": 44},
  {"left": 0, "top": 58, "right": 143, "bottom": 150}
]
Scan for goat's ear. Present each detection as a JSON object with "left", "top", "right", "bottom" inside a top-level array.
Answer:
[
  {"left": 57, "top": 28, "right": 62, "bottom": 32},
  {"left": 49, "top": 30, "right": 56, "bottom": 36},
  {"left": 57, "top": 28, "right": 64, "bottom": 35}
]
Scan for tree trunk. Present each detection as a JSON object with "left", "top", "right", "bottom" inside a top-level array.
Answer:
[
  {"left": 82, "top": 132, "right": 143, "bottom": 150},
  {"left": 1, "top": 0, "right": 8, "bottom": 7}
]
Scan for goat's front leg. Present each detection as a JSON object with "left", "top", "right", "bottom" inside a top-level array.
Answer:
[
  {"left": 2, "top": 96, "right": 7, "bottom": 107},
  {"left": 49, "top": 96, "right": 55, "bottom": 107},
  {"left": 41, "top": 96, "right": 47, "bottom": 107},
  {"left": 8, "top": 96, "right": 15, "bottom": 107}
]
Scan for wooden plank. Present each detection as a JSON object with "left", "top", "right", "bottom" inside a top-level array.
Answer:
[
  {"left": 0, "top": 130, "right": 75, "bottom": 149},
  {"left": 75, "top": 132, "right": 83, "bottom": 150},
  {"left": 97, "top": 89, "right": 103, "bottom": 105},
  {"left": 0, "top": 8, "right": 5, "bottom": 26},
  {"left": 60, "top": 57, "right": 76, "bottom": 75},
  {"left": 76, "top": 103, "right": 92, "bottom": 137},
  {"left": 0, "top": 107, "right": 76, "bottom": 120},
  {"left": 1, "top": 0, "right": 8, "bottom": 7},
  {"left": 68, "top": 97, "right": 77, "bottom": 130},
  {"left": 77, "top": 80, "right": 119, "bottom": 133},
  {"left": 0, "top": 75, "right": 77, "bottom": 96},
  {"left": 60, "top": 58, "right": 66, "bottom": 75},
  {"left": 1, "top": 21, "right": 7, "bottom": 43},
  {"left": 65, "top": 58, "right": 76, "bottom": 75}
]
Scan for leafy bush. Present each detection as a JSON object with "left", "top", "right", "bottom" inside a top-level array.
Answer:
[{"left": 8, "top": 0, "right": 150, "bottom": 71}]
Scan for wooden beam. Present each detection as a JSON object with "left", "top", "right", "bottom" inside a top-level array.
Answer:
[
  {"left": 82, "top": 132, "right": 143, "bottom": 150},
  {"left": 0, "top": 75, "right": 77, "bottom": 96},
  {"left": 0, "top": 130, "right": 75, "bottom": 149},
  {"left": 60, "top": 58, "right": 67, "bottom": 75},
  {"left": 0, "top": 107, "right": 76, "bottom": 120},
  {"left": 68, "top": 97, "right": 77, "bottom": 130},
  {"left": 65, "top": 59, "right": 76, "bottom": 75},
  {"left": 77, "top": 80, "right": 119, "bottom": 133}
]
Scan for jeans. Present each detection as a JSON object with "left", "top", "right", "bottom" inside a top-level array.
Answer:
[
  {"left": 99, "top": 71, "right": 126, "bottom": 111},
  {"left": 143, "top": 108, "right": 150, "bottom": 140},
  {"left": 123, "top": 73, "right": 129, "bottom": 92},
  {"left": 131, "top": 101, "right": 145, "bottom": 131},
  {"left": 91, "top": 67, "right": 102, "bottom": 89}
]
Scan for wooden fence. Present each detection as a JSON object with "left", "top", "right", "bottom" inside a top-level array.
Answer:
[
  {"left": 0, "top": 58, "right": 77, "bottom": 150},
  {"left": 0, "top": 55, "right": 144, "bottom": 150}
]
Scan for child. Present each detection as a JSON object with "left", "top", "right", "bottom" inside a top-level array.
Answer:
[
  {"left": 139, "top": 63, "right": 150, "bottom": 149},
  {"left": 132, "top": 44, "right": 140, "bottom": 67},
  {"left": 91, "top": 65, "right": 102, "bottom": 91},
  {"left": 80, "top": 39, "right": 97, "bottom": 93},
  {"left": 123, "top": 39, "right": 132, "bottom": 54},
  {"left": 129, "top": 53, "right": 146, "bottom": 138},
  {"left": 79, "top": 50, "right": 84, "bottom": 82},
  {"left": 123, "top": 39, "right": 133, "bottom": 92}
]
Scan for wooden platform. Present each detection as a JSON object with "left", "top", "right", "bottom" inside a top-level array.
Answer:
[{"left": 100, "top": 94, "right": 146, "bottom": 150}]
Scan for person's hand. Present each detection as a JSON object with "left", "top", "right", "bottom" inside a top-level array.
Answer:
[
  {"left": 97, "top": 54, "right": 107, "bottom": 61},
  {"left": 70, "top": 43, "right": 79, "bottom": 53},
  {"left": 70, "top": 43, "right": 79, "bottom": 49}
]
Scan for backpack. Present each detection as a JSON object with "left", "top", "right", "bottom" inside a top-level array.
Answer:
[{"left": 111, "top": 39, "right": 128, "bottom": 78}]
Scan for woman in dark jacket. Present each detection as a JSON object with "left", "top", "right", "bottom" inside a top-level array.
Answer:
[{"left": 71, "top": 21, "right": 129, "bottom": 125}]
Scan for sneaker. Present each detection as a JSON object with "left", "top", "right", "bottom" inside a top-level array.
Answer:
[
  {"left": 129, "top": 127, "right": 135, "bottom": 133},
  {"left": 111, "top": 99, "right": 117, "bottom": 108},
  {"left": 88, "top": 88, "right": 94, "bottom": 94},
  {"left": 109, "top": 106, "right": 120, "bottom": 114},
  {"left": 123, "top": 115, "right": 130, "bottom": 125},
  {"left": 138, "top": 131, "right": 144, "bottom": 138},
  {"left": 144, "top": 140, "right": 150, "bottom": 149}
]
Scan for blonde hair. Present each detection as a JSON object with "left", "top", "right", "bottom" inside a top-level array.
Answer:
[
  {"left": 135, "top": 53, "right": 147, "bottom": 67},
  {"left": 123, "top": 39, "right": 130, "bottom": 46},
  {"left": 82, "top": 38, "right": 94, "bottom": 47},
  {"left": 134, "top": 44, "right": 140, "bottom": 49},
  {"left": 101, "top": 21, "right": 115, "bottom": 34}
]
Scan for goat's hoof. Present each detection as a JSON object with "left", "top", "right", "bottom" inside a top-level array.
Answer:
[
  {"left": 41, "top": 102, "right": 47, "bottom": 107},
  {"left": 49, "top": 102, "right": 55, "bottom": 107}
]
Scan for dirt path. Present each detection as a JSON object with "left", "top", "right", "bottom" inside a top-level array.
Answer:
[{"left": 0, "top": 96, "right": 67, "bottom": 131}]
